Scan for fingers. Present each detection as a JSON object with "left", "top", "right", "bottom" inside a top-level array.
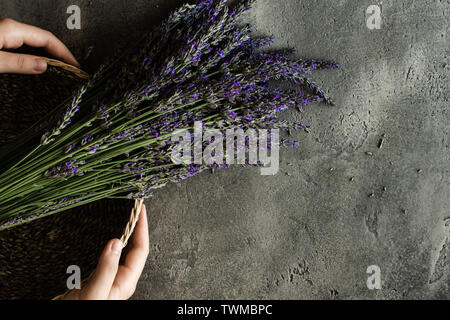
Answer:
[
  {"left": 0, "top": 18, "right": 79, "bottom": 67},
  {"left": 63, "top": 204, "right": 149, "bottom": 300},
  {"left": 82, "top": 239, "right": 123, "bottom": 300},
  {"left": 0, "top": 51, "right": 47, "bottom": 74},
  {"left": 109, "top": 204, "right": 149, "bottom": 300}
]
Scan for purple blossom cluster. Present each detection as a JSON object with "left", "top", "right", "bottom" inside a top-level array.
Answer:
[{"left": 46, "top": 0, "right": 340, "bottom": 193}]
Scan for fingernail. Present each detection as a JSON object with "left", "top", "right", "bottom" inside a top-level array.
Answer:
[
  {"left": 34, "top": 58, "right": 47, "bottom": 72},
  {"left": 111, "top": 239, "right": 123, "bottom": 255}
]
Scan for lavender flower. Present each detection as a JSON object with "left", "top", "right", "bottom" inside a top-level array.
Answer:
[{"left": 0, "top": 0, "right": 339, "bottom": 230}]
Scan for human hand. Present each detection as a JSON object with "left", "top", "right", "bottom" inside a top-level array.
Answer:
[
  {"left": 63, "top": 204, "right": 150, "bottom": 300},
  {"left": 0, "top": 18, "right": 79, "bottom": 74}
]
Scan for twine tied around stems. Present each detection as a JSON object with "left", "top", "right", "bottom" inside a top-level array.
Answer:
[{"left": 120, "top": 199, "right": 144, "bottom": 247}]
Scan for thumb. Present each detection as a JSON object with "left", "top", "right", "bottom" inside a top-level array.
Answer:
[
  {"left": 0, "top": 51, "right": 47, "bottom": 74},
  {"left": 81, "top": 239, "right": 123, "bottom": 300}
]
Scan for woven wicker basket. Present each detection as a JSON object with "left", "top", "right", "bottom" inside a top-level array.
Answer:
[{"left": 0, "top": 58, "right": 140, "bottom": 300}]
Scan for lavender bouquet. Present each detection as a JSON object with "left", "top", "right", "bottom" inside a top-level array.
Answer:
[{"left": 0, "top": 0, "right": 339, "bottom": 230}]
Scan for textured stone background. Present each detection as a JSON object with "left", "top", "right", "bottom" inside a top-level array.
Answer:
[{"left": 1, "top": 0, "right": 448, "bottom": 299}]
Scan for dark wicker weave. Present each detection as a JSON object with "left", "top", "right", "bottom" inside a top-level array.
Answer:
[{"left": 0, "top": 62, "right": 132, "bottom": 300}]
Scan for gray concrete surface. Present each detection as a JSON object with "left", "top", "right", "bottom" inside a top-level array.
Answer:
[{"left": 1, "top": 0, "right": 448, "bottom": 299}]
